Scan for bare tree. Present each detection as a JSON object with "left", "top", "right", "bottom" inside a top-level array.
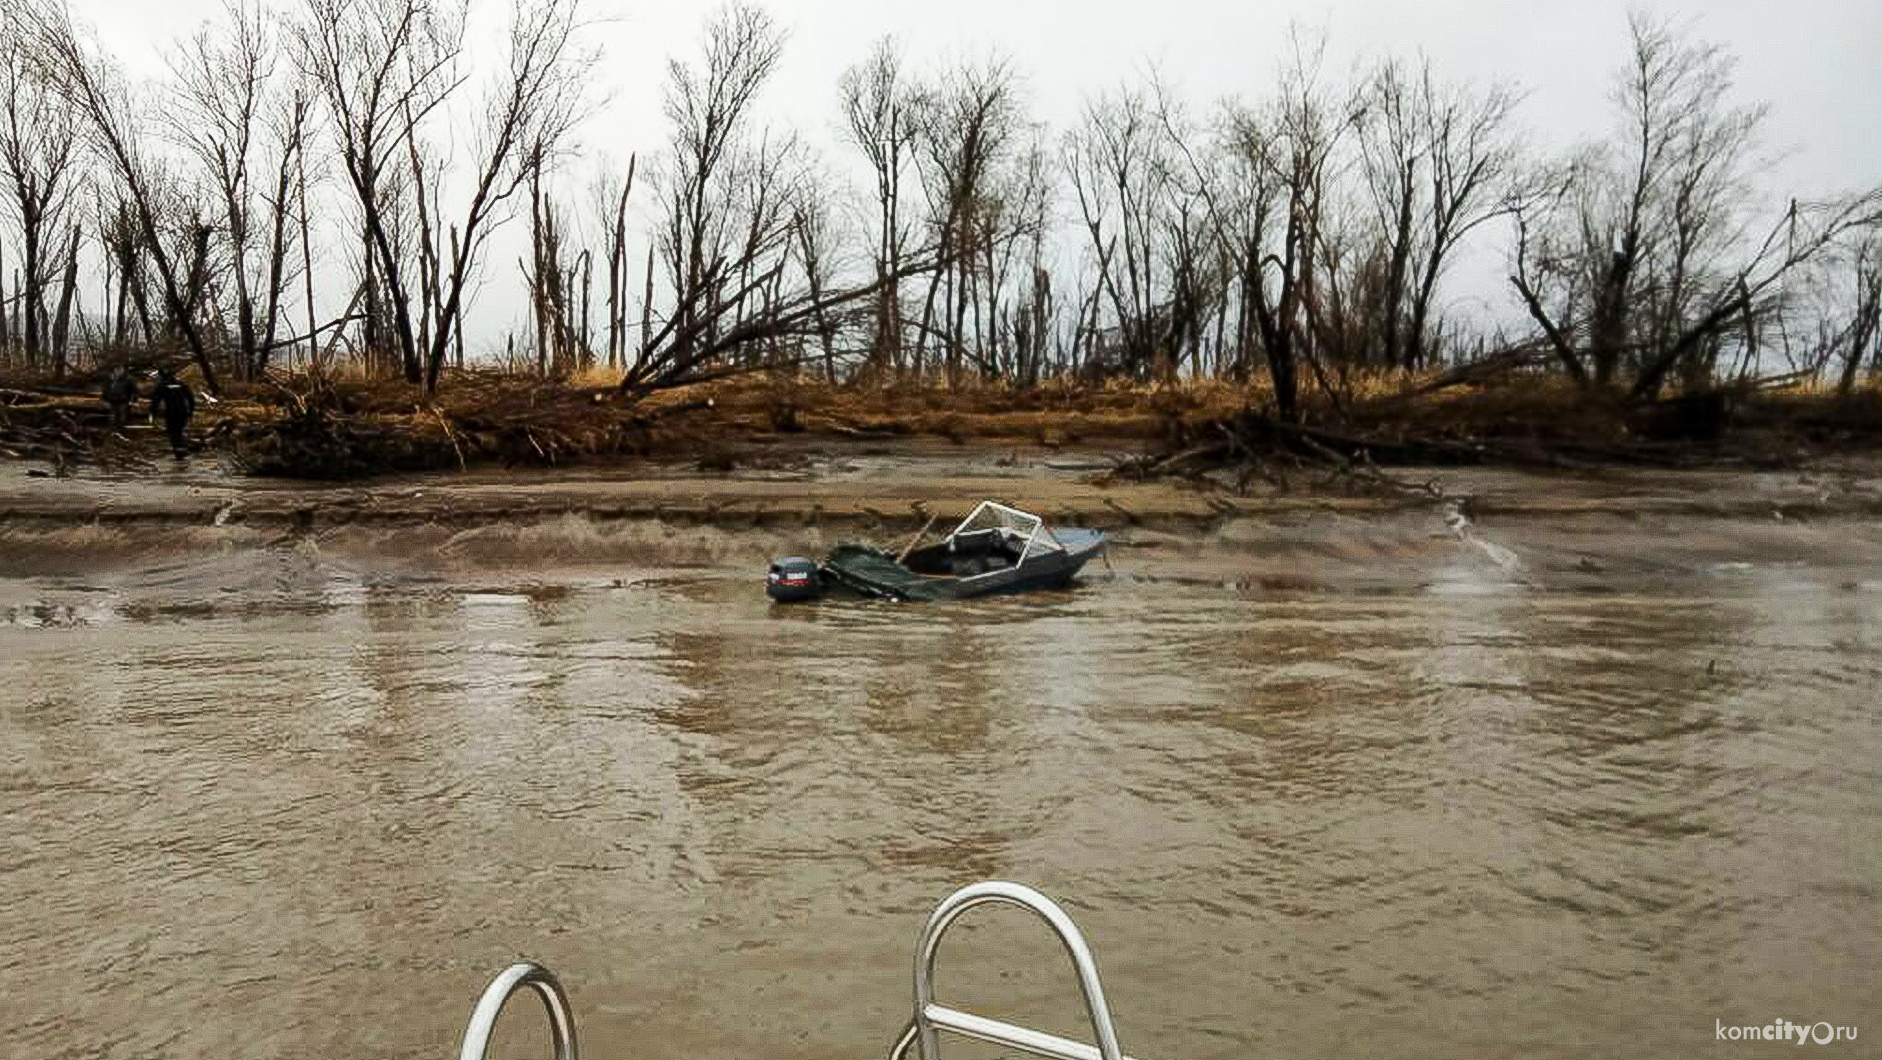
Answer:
[
  {"left": 907, "top": 56, "right": 1023, "bottom": 384},
  {"left": 25, "top": 0, "right": 224, "bottom": 390},
  {"left": 293, "top": 0, "right": 460, "bottom": 383},
  {"left": 168, "top": 0, "right": 313, "bottom": 380},
  {"left": 1351, "top": 58, "right": 1420, "bottom": 371},
  {"left": 588, "top": 156, "right": 634, "bottom": 370},
  {"left": 1511, "top": 14, "right": 1880, "bottom": 399},
  {"left": 1354, "top": 57, "right": 1519, "bottom": 371},
  {"left": 1067, "top": 77, "right": 1213, "bottom": 382},
  {"left": 421, "top": 0, "right": 590, "bottom": 390},
  {"left": 621, "top": 4, "right": 934, "bottom": 397},
  {"left": 524, "top": 150, "right": 603, "bottom": 377},
  {"left": 1407, "top": 65, "right": 1519, "bottom": 369},
  {"left": 982, "top": 127, "right": 1054, "bottom": 382},
  {"left": 296, "top": 0, "right": 591, "bottom": 391},
  {"left": 0, "top": 3, "right": 84, "bottom": 372},
  {"left": 792, "top": 184, "right": 849, "bottom": 381},
  {"left": 1212, "top": 31, "right": 1355, "bottom": 419},
  {"left": 96, "top": 193, "right": 149, "bottom": 348},
  {"left": 653, "top": 1, "right": 786, "bottom": 365},
  {"left": 1829, "top": 234, "right": 1882, "bottom": 394},
  {"left": 840, "top": 37, "right": 917, "bottom": 377}
]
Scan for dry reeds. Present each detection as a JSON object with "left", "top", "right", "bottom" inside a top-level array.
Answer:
[{"left": 6, "top": 360, "right": 1881, "bottom": 481}]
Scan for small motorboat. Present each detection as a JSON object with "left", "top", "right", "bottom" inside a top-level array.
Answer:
[{"left": 770, "top": 501, "right": 1105, "bottom": 603}]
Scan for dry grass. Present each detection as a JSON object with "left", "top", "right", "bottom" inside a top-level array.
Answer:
[
  {"left": 1351, "top": 375, "right": 1623, "bottom": 441},
  {"left": 681, "top": 372, "right": 1274, "bottom": 444},
  {"left": 201, "top": 368, "right": 1301, "bottom": 475},
  {"left": 8, "top": 360, "right": 1881, "bottom": 479}
]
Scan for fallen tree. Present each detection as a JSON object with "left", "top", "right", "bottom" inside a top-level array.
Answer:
[
  {"left": 1115, "top": 358, "right": 1882, "bottom": 496},
  {"left": 221, "top": 373, "right": 722, "bottom": 479}
]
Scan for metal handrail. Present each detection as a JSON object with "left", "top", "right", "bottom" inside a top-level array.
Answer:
[
  {"left": 458, "top": 962, "right": 579, "bottom": 1060},
  {"left": 889, "top": 881, "right": 1151, "bottom": 1060}
]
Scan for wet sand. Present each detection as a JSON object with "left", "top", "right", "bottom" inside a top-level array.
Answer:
[
  {"left": 2, "top": 450, "right": 1880, "bottom": 1059},
  {"left": 4, "top": 439, "right": 1882, "bottom": 533}
]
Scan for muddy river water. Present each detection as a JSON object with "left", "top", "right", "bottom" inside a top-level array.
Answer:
[{"left": 2, "top": 505, "right": 1878, "bottom": 1059}]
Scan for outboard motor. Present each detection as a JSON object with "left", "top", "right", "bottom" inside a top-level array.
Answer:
[{"left": 765, "top": 557, "right": 823, "bottom": 602}]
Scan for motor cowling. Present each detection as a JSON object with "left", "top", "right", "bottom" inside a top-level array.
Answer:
[{"left": 765, "top": 557, "right": 824, "bottom": 602}]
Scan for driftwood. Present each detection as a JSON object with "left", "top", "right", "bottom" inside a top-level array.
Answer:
[
  {"left": 1115, "top": 393, "right": 1786, "bottom": 499},
  {"left": 1364, "top": 345, "right": 1552, "bottom": 408},
  {"left": 0, "top": 401, "right": 159, "bottom": 472},
  {"left": 223, "top": 383, "right": 724, "bottom": 479}
]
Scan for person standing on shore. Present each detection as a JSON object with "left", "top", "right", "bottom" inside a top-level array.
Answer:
[
  {"left": 149, "top": 368, "right": 196, "bottom": 458},
  {"left": 101, "top": 366, "right": 138, "bottom": 431}
]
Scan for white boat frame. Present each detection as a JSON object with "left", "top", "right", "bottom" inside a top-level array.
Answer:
[{"left": 946, "top": 501, "right": 1068, "bottom": 568}]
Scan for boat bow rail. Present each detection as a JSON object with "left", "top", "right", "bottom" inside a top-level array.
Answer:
[
  {"left": 459, "top": 961, "right": 578, "bottom": 1060},
  {"left": 890, "top": 881, "right": 1149, "bottom": 1060},
  {"left": 455, "top": 882, "right": 1158, "bottom": 1060}
]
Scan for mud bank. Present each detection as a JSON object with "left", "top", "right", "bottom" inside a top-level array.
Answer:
[
  {"left": 4, "top": 441, "right": 1882, "bottom": 530},
  {"left": 5, "top": 444, "right": 1882, "bottom": 593}
]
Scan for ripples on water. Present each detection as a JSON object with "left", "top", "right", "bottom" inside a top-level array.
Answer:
[{"left": 1, "top": 534, "right": 1878, "bottom": 1060}]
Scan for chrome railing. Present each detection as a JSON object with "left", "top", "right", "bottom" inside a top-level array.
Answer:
[
  {"left": 889, "top": 881, "right": 1149, "bottom": 1060},
  {"left": 459, "top": 961, "right": 579, "bottom": 1060},
  {"left": 454, "top": 881, "right": 1152, "bottom": 1060}
]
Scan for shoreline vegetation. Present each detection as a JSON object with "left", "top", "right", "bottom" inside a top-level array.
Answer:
[
  {"left": 6, "top": 364, "right": 1882, "bottom": 484},
  {"left": 0, "top": 3, "right": 1877, "bottom": 488}
]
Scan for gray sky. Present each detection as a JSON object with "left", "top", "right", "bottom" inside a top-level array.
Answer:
[
  {"left": 90, "top": 0, "right": 1881, "bottom": 182},
  {"left": 73, "top": 0, "right": 1882, "bottom": 352}
]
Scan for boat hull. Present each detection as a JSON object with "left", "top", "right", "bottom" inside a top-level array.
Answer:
[{"left": 821, "top": 531, "right": 1103, "bottom": 602}]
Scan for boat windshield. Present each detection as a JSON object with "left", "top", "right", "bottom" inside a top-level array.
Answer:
[{"left": 947, "top": 502, "right": 1064, "bottom": 562}]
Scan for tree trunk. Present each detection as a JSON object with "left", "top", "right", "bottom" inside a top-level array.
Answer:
[
  {"left": 21, "top": 206, "right": 42, "bottom": 368},
  {"left": 50, "top": 227, "right": 81, "bottom": 377}
]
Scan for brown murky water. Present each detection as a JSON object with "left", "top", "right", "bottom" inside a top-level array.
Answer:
[{"left": 2, "top": 516, "right": 1878, "bottom": 1059}]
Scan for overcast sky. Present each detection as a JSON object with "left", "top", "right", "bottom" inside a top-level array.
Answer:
[{"left": 71, "top": 0, "right": 1882, "bottom": 351}]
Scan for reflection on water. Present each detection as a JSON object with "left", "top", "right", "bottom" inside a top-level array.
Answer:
[{"left": 1, "top": 542, "right": 1878, "bottom": 1060}]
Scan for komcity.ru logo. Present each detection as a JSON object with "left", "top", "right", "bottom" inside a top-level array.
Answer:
[{"left": 1717, "top": 1020, "right": 1859, "bottom": 1045}]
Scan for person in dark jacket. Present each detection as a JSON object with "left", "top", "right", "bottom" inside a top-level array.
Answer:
[
  {"left": 149, "top": 368, "right": 196, "bottom": 457},
  {"left": 101, "top": 366, "right": 138, "bottom": 431}
]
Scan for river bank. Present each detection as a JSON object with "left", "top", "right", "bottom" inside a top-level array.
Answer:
[
  {"left": 6, "top": 439, "right": 1882, "bottom": 598},
  {"left": 8, "top": 433, "right": 1882, "bottom": 526}
]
